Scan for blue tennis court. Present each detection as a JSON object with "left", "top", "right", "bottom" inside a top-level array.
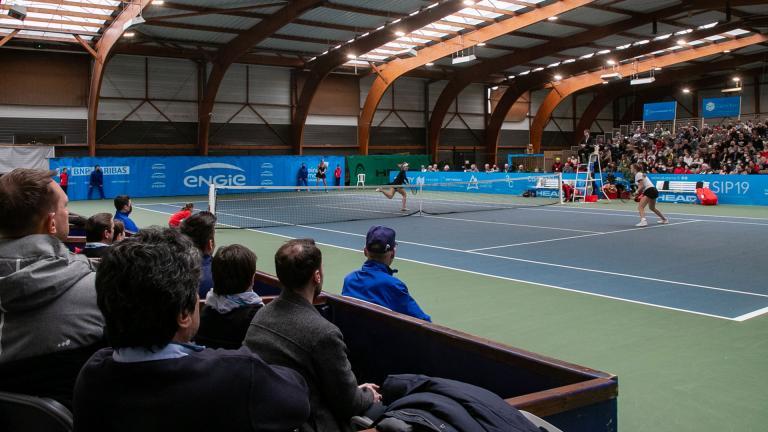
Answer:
[{"left": 138, "top": 199, "right": 768, "bottom": 321}]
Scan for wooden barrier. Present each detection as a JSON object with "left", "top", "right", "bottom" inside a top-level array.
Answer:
[{"left": 254, "top": 271, "right": 618, "bottom": 432}]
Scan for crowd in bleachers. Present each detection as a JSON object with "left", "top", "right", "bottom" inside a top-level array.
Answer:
[
  {"left": 0, "top": 168, "right": 551, "bottom": 432},
  {"left": 571, "top": 119, "right": 768, "bottom": 177}
]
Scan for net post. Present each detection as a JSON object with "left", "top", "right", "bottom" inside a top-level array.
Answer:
[
  {"left": 418, "top": 182, "right": 423, "bottom": 216},
  {"left": 208, "top": 183, "right": 217, "bottom": 215},
  {"left": 558, "top": 172, "right": 564, "bottom": 205}
]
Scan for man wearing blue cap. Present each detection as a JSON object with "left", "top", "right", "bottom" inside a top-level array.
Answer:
[{"left": 342, "top": 226, "right": 431, "bottom": 322}]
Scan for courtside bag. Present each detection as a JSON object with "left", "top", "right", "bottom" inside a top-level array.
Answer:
[{"left": 696, "top": 187, "right": 718, "bottom": 206}]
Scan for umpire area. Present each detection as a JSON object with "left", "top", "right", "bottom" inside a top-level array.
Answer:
[{"left": 3, "top": 0, "right": 768, "bottom": 431}]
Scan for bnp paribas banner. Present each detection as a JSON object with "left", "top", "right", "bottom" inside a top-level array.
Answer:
[{"left": 49, "top": 156, "right": 345, "bottom": 201}]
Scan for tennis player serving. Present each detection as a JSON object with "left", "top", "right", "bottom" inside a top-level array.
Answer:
[
  {"left": 632, "top": 163, "right": 669, "bottom": 227},
  {"left": 376, "top": 162, "right": 410, "bottom": 212}
]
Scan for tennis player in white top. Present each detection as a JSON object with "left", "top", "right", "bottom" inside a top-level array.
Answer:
[{"left": 632, "top": 163, "right": 669, "bottom": 227}]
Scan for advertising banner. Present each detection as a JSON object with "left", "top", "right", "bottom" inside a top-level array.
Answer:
[
  {"left": 387, "top": 172, "right": 614, "bottom": 197},
  {"left": 701, "top": 96, "right": 741, "bottom": 119},
  {"left": 347, "top": 155, "right": 431, "bottom": 186},
  {"left": 642, "top": 101, "right": 677, "bottom": 122},
  {"left": 49, "top": 156, "right": 345, "bottom": 201},
  {"left": 648, "top": 174, "right": 768, "bottom": 206}
]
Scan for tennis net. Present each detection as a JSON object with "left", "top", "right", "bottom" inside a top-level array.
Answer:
[{"left": 209, "top": 173, "right": 562, "bottom": 229}]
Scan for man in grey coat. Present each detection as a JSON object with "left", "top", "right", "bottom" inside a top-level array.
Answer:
[
  {"left": 245, "top": 238, "right": 381, "bottom": 432},
  {"left": 0, "top": 168, "right": 104, "bottom": 408}
]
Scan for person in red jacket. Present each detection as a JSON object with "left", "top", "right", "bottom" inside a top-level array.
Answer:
[
  {"left": 59, "top": 167, "right": 69, "bottom": 195},
  {"left": 551, "top": 157, "right": 563, "bottom": 173},
  {"left": 334, "top": 164, "right": 342, "bottom": 188},
  {"left": 168, "top": 203, "right": 194, "bottom": 228}
]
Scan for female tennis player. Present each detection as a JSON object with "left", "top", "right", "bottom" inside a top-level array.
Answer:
[
  {"left": 316, "top": 159, "right": 327, "bottom": 190},
  {"left": 376, "top": 162, "right": 410, "bottom": 211},
  {"left": 632, "top": 163, "right": 668, "bottom": 227}
]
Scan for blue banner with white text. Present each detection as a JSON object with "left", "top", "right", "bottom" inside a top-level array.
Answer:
[
  {"left": 701, "top": 96, "right": 741, "bottom": 119},
  {"left": 647, "top": 174, "right": 768, "bottom": 205},
  {"left": 50, "top": 156, "right": 345, "bottom": 201},
  {"left": 642, "top": 101, "right": 677, "bottom": 121},
  {"left": 388, "top": 171, "right": 614, "bottom": 198}
]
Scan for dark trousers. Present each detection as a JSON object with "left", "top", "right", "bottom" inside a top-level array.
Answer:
[
  {"left": 61, "top": 185, "right": 68, "bottom": 195},
  {"left": 88, "top": 185, "right": 105, "bottom": 199}
]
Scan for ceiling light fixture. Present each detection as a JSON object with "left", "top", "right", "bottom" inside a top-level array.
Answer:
[{"left": 682, "top": 87, "right": 690, "bottom": 93}]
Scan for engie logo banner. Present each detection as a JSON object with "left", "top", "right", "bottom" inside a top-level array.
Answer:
[
  {"left": 701, "top": 96, "right": 741, "bottom": 119},
  {"left": 50, "top": 156, "right": 345, "bottom": 201},
  {"left": 642, "top": 101, "right": 677, "bottom": 122}
]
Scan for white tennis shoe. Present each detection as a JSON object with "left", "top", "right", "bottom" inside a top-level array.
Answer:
[
  {"left": 635, "top": 219, "right": 648, "bottom": 227},
  {"left": 657, "top": 218, "right": 670, "bottom": 224}
]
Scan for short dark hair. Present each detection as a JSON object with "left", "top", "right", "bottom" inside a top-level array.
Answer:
[
  {"left": 212, "top": 244, "right": 257, "bottom": 295},
  {"left": 86, "top": 213, "right": 113, "bottom": 242},
  {"left": 274, "top": 239, "right": 321, "bottom": 291},
  {"left": 180, "top": 211, "right": 217, "bottom": 251},
  {"left": 114, "top": 195, "right": 131, "bottom": 212},
  {"left": 96, "top": 228, "right": 200, "bottom": 349},
  {"left": 112, "top": 220, "right": 124, "bottom": 242},
  {"left": 0, "top": 168, "right": 57, "bottom": 237}
]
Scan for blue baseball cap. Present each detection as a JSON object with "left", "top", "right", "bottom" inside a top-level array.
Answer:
[{"left": 366, "top": 226, "right": 396, "bottom": 253}]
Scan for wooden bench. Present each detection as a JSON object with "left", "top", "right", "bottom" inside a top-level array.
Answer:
[
  {"left": 655, "top": 180, "right": 708, "bottom": 194},
  {"left": 255, "top": 272, "right": 618, "bottom": 432}
]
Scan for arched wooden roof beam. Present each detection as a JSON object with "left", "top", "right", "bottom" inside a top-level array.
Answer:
[
  {"left": 87, "top": 0, "right": 152, "bottom": 157},
  {"left": 197, "top": 0, "right": 323, "bottom": 155},
  {"left": 357, "top": 0, "right": 595, "bottom": 155},
  {"left": 530, "top": 34, "right": 768, "bottom": 151},
  {"left": 291, "top": 0, "right": 468, "bottom": 154}
]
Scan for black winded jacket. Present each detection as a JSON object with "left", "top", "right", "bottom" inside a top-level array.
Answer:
[{"left": 370, "top": 374, "right": 539, "bottom": 432}]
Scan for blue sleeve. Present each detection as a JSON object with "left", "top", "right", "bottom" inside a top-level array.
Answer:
[{"left": 392, "top": 280, "right": 431, "bottom": 322}]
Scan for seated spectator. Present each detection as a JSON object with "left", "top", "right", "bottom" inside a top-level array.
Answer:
[
  {"left": 195, "top": 244, "right": 263, "bottom": 350},
  {"left": 84, "top": 212, "right": 114, "bottom": 258},
  {"left": 113, "top": 194, "right": 138, "bottom": 233},
  {"left": 552, "top": 157, "right": 563, "bottom": 173},
  {"left": 181, "top": 211, "right": 216, "bottom": 298},
  {"left": 112, "top": 220, "right": 126, "bottom": 243},
  {"left": 0, "top": 168, "right": 104, "bottom": 409},
  {"left": 342, "top": 226, "right": 431, "bottom": 322},
  {"left": 443, "top": 164, "right": 450, "bottom": 171},
  {"left": 168, "top": 202, "right": 194, "bottom": 228},
  {"left": 74, "top": 228, "right": 309, "bottom": 432},
  {"left": 245, "top": 239, "right": 381, "bottom": 432}
]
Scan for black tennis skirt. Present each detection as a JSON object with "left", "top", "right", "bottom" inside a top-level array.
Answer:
[{"left": 644, "top": 187, "right": 659, "bottom": 199}]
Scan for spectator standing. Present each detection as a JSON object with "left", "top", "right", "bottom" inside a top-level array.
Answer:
[
  {"left": 73, "top": 228, "right": 309, "bottom": 432},
  {"left": 0, "top": 169, "right": 104, "bottom": 408},
  {"left": 297, "top": 162, "right": 309, "bottom": 191},
  {"left": 59, "top": 167, "right": 68, "bottom": 195},
  {"left": 113, "top": 195, "right": 138, "bottom": 233},
  {"left": 334, "top": 164, "right": 342, "bottom": 188},
  {"left": 168, "top": 202, "right": 194, "bottom": 228},
  {"left": 84, "top": 212, "right": 114, "bottom": 258},
  {"left": 180, "top": 211, "right": 216, "bottom": 298},
  {"left": 342, "top": 226, "right": 431, "bottom": 322},
  {"left": 245, "top": 239, "right": 381, "bottom": 432},
  {"left": 88, "top": 165, "right": 105, "bottom": 199},
  {"left": 196, "top": 244, "right": 263, "bottom": 350}
]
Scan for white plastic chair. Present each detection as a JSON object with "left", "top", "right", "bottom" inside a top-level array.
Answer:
[{"left": 356, "top": 173, "right": 365, "bottom": 187}]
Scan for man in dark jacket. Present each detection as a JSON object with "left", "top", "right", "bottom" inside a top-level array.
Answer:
[
  {"left": 298, "top": 162, "right": 309, "bottom": 191},
  {"left": 0, "top": 169, "right": 104, "bottom": 408},
  {"left": 88, "top": 165, "right": 104, "bottom": 199},
  {"left": 74, "top": 228, "right": 309, "bottom": 432},
  {"left": 245, "top": 238, "right": 381, "bottom": 432}
]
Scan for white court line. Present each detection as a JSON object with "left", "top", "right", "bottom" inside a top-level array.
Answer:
[
  {"left": 733, "top": 306, "right": 768, "bottom": 322},
  {"left": 468, "top": 220, "right": 697, "bottom": 251},
  {"left": 133, "top": 204, "right": 767, "bottom": 321},
  {"left": 558, "top": 204, "right": 768, "bottom": 221},
  {"left": 423, "top": 215, "right": 599, "bottom": 234}
]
